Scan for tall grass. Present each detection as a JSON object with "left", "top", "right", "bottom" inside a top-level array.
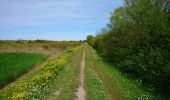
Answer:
[
  {"left": 0, "top": 40, "right": 83, "bottom": 57},
  {"left": 0, "top": 52, "right": 47, "bottom": 88}
]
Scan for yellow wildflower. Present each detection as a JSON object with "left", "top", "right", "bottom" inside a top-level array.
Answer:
[{"left": 11, "top": 92, "right": 25, "bottom": 100}]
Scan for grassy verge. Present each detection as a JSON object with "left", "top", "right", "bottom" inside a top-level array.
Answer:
[
  {"left": 0, "top": 45, "right": 84, "bottom": 100},
  {"left": 86, "top": 45, "right": 154, "bottom": 100},
  {"left": 0, "top": 52, "right": 47, "bottom": 89},
  {"left": 47, "top": 45, "right": 84, "bottom": 100}
]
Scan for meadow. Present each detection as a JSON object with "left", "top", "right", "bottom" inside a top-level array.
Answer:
[
  {"left": 0, "top": 44, "right": 84, "bottom": 100},
  {"left": 0, "top": 40, "right": 83, "bottom": 57},
  {"left": 0, "top": 40, "right": 83, "bottom": 89},
  {"left": 0, "top": 42, "right": 169, "bottom": 99}
]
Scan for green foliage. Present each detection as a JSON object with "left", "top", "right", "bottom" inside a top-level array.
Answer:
[
  {"left": 0, "top": 52, "right": 47, "bottom": 88},
  {"left": 86, "top": 35, "right": 94, "bottom": 46},
  {"left": 88, "top": 0, "right": 170, "bottom": 96}
]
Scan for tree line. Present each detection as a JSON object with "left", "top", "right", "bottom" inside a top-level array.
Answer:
[{"left": 87, "top": 0, "right": 170, "bottom": 95}]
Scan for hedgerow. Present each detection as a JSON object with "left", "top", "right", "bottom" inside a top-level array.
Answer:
[{"left": 87, "top": 0, "right": 170, "bottom": 96}]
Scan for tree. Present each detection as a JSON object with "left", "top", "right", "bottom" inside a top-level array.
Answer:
[{"left": 86, "top": 35, "right": 94, "bottom": 45}]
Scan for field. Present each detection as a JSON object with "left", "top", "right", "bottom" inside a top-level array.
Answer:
[
  {"left": 1, "top": 0, "right": 170, "bottom": 99},
  {"left": 0, "top": 41, "right": 82, "bottom": 89},
  {"left": 0, "top": 40, "right": 83, "bottom": 57},
  {"left": 0, "top": 43, "right": 169, "bottom": 99},
  {"left": 0, "top": 52, "right": 47, "bottom": 88},
  {"left": 0, "top": 44, "right": 84, "bottom": 100}
]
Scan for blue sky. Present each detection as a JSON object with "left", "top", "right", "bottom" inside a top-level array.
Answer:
[{"left": 0, "top": 0, "right": 123, "bottom": 40}]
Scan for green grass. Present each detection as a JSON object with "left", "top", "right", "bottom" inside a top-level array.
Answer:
[
  {"left": 85, "top": 46, "right": 108, "bottom": 100},
  {"left": 85, "top": 63, "right": 108, "bottom": 100},
  {"left": 0, "top": 52, "right": 47, "bottom": 88},
  {"left": 0, "top": 45, "right": 84, "bottom": 100},
  {"left": 47, "top": 45, "right": 84, "bottom": 100},
  {"left": 85, "top": 45, "right": 154, "bottom": 100}
]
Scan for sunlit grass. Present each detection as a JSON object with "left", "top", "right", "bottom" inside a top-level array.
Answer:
[
  {"left": 85, "top": 66, "right": 108, "bottom": 100},
  {"left": 0, "top": 45, "right": 83, "bottom": 100},
  {"left": 85, "top": 45, "right": 154, "bottom": 100}
]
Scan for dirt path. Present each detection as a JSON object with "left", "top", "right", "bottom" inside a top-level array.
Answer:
[{"left": 76, "top": 49, "right": 86, "bottom": 100}]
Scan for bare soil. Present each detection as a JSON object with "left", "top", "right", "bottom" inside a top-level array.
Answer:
[{"left": 76, "top": 50, "right": 86, "bottom": 100}]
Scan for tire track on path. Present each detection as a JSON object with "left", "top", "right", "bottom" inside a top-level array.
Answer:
[{"left": 76, "top": 49, "right": 86, "bottom": 100}]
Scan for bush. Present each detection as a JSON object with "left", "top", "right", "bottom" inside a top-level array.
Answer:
[{"left": 88, "top": 0, "right": 170, "bottom": 95}]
